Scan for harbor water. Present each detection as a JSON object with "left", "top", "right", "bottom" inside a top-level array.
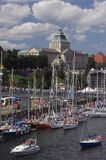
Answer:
[{"left": 0, "top": 117, "right": 106, "bottom": 160}]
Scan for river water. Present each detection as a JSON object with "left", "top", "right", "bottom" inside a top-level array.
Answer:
[{"left": 0, "top": 117, "right": 106, "bottom": 160}]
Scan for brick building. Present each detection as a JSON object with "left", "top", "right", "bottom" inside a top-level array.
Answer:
[{"left": 93, "top": 52, "right": 106, "bottom": 64}]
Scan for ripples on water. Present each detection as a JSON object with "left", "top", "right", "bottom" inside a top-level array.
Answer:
[{"left": 0, "top": 117, "right": 106, "bottom": 160}]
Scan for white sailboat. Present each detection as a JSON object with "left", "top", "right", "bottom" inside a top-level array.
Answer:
[
  {"left": 63, "top": 52, "right": 78, "bottom": 130},
  {"left": 50, "top": 61, "right": 63, "bottom": 129},
  {"left": 79, "top": 115, "right": 102, "bottom": 148},
  {"left": 63, "top": 104, "right": 78, "bottom": 130}
]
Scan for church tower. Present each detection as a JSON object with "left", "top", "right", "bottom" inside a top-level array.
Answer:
[{"left": 49, "top": 29, "right": 70, "bottom": 53}]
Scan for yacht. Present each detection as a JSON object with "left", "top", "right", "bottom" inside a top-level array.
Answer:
[
  {"left": 2, "top": 121, "right": 30, "bottom": 138},
  {"left": 10, "top": 139, "right": 40, "bottom": 155},
  {"left": 79, "top": 135, "right": 102, "bottom": 148}
]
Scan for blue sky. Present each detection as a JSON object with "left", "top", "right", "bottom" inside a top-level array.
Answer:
[{"left": 0, "top": 0, "right": 106, "bottom": 55}]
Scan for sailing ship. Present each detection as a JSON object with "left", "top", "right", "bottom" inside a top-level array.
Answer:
[
  {"left": 50, "top": 62, "right": 63, "bottom": 129},
  {"left": 79, "top": 115, "right": 102, "bottom": 148},
  {"left": 29, "top": 69, "right": 51, "bottom": 129},
  {"left": 2, "top": 121, "right": 30, "bottom": 138},
  {"left": 63, "top": 52, "right": 78, "bottom": 130},
  {"left": 63, "top": 106, "right": 78, "bottom": 130},
  {"left": 0, "top": 50, "right": 13, "bottom": 135},
  {"left": 2, "top": 69, "right": 31, "bottom": 138}
]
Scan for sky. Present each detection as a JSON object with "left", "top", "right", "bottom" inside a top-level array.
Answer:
[{"left": 0, "top": 0, "right": 106, "bottom": 55}]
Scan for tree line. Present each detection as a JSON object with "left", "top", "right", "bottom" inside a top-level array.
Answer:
[
  {"left": 1, "top": 49, "right": 52, "bottom": 88},
  {"left": 1, "top": 47, "right": 106, "bottom": 89},
  {"left": 3, "top": 49, "right": 48, "bottom": 70}
]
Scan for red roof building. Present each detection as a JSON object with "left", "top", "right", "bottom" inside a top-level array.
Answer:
[{"left": 93, "top": 52, "right": 106, "bottom": 64}]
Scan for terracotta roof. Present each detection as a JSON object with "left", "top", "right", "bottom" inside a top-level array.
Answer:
[
  {"left": 93, "top": 52, "right": 106, "bottom": 63},
  {"left": 95, "top": 52, "right": 104, "bottom": 55}
]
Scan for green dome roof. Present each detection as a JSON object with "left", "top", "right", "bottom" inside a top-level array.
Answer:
[{"left": 52, "top": 29, "right": 67, "bottom": 42}]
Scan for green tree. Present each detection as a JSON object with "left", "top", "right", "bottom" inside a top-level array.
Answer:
[
  {"left": 84, "top": 57, "right": 95, "bottom": 77},
  {"left": 17, "top": 77, "right": 27, "bottom": 88},
  {"left": 2, "top": 69, "right": 9, "bottom": 86},
  {"left": 3, "top": 49, "right": 18, "bottom": 69}
]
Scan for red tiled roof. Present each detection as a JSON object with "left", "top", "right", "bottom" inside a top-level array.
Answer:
[{"left": 93, "top": 52, "right": 106, "bottom": 63}]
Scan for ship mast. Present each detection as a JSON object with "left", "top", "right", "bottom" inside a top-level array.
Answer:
[{"left": 0, "top": 50, "right": 3, "bottom": 124}]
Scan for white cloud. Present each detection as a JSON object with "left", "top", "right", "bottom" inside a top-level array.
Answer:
[
  {"left": 73, "top": 34, "right": 86, "bottom": 42},
  {"left": 1, "top": 0, "right": 36, "bottom": 3},
  {"left": 92, "top": 42, "right": 106, "bottom": 52},
  {"left": 0, "top": 0, "right": 106, "bottom": 51},
  {"left": 0, "top": 22, "right": 59, "bottom": 41},
  {"left": 0, "top": 3, "right": 31, "bottom": 27},
  {"left": 32, "top": 0, "right": 82, "bottom": 23},
  {"left": 0, "top": 40, "right": 30, "bottom": 50},
  {"left": 32, "top": 0, "right": 106, "bottom": 35},
  {"left": 1, "top": 0, "right": 47, "bottom": 3},
  {"left": 93, "top": 0, "right": 105, "bottom": 2}
]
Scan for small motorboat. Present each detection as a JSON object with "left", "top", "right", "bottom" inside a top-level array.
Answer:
[
  {"left": 79, "top": 135, "right": 102, "bottom": 148},
  {"left": 10, "top": 139, "right": 40, "bottom": 155}
]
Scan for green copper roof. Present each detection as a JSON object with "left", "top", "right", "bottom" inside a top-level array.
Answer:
[
  {"left": 52, "top": 29, "right": 67, "bottom": 42},
  {"left": 18, "top": 49, "right": 29, "bottom": 55}
]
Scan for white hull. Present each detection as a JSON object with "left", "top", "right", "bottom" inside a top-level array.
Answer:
[
  {"left": 10, "top": 139, "right": 40, "bottom": 155},
  {"left": 80, "top": 139, "right": 100, "bottom": 143},
  {"left": 83, "top": 111, "right": 100, "bottom": 117},
  {"left": 11, "top": 146, "right": 40, "bottom": 155},
  {"left": 84, "top": 111, "right": 106, "bottom": 117},
  {"left": 63, "top": 122, "right": 78, "bottom": 130},
  {"left": 80, "top": 138, "right": 102, "bottom": 148},
  {"left": 51, "top": 121, "right": 63, "bottom": 129},
  {"left": 98, "top": 112, "right": 106, "bottom": 117}
]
